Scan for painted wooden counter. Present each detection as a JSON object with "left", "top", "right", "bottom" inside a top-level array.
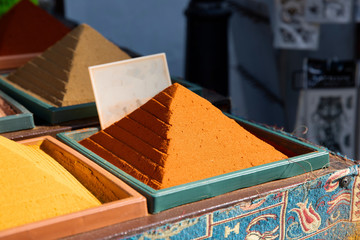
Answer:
[{"left": 59, "top": 134, "right": 359, "bottom": 239}]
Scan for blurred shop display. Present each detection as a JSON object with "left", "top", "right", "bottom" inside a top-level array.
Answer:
[
  {"left": 356, "top": 0, "right": 360, "bottom": 22},
  {"left": 304, "top": 0, "right": 352, "bottom": 23},
  {"left": 294, "top": 58, "right": 358, "bottom": 158},
  {"left": 272, "top": 0, "right": 320, "bottom": 50},
  {"left": 303, "top": 58, "right": 356, "bottom": 88},
  {"left": 272, "top": 0, "right": 353, "bottom": 50}
]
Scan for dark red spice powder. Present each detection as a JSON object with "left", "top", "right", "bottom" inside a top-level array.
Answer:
[{"left": 0, "top": 0, "right": 70, "bottom": 55}]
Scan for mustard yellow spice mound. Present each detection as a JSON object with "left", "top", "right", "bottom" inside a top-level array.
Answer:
[{"left": 0, "top": 136, "right": 101, "bottom": 231}]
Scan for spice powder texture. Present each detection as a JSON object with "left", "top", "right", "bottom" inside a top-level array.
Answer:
[
  {"left": 0, "top": 0, "right": 70, "bottom": 56},
  {"left": 0, "top": 136, "right": 101, "bottom": 231},
  {"left": 80, "top": 83, "right": 288, "bottom": 190},
  {"left": 5, "top": 24, "right": 131, "bottom": 107}
]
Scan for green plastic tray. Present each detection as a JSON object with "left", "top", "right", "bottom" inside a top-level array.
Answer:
[
  {"left": 0, "top": 76, "right": 202, "bottom": 124},
  {"left": 0, "top": 76, "right": 97, "bottom": 124},
  {"left": 0, "top": 89, "right": 34, "bottom": 133},
  {"left": 57, "top": 115, "right": 329, "bottom": 213}
]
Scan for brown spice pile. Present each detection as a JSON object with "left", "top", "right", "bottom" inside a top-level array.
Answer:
[
  {"left": 5, "top": 24, "right": 131, "bottom": 107},
  {"left": 80, "top": 83, "right": 288, "bottom": 190}
]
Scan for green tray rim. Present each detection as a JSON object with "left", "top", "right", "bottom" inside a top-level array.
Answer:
[
  {"left": 0, "top": 76, "right": 98, "bottom": 123},
  {"left": 0, "top": 89, "right": 34, "bottom": 132}
]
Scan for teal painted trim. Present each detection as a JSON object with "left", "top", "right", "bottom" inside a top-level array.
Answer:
[
  {"left": 0, "top": 77, "right": 98, "bottom": 124},
  {"left": 58, "top": 114, "right": 329, "bottom": 213},
  {"left": 0, "top": 89, "right": 32, "bottom": 115},
  {"left": 0, "top": 89, "right": 34, "bottom": 133}
]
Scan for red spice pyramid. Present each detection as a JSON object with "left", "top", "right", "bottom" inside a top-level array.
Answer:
[
  {"left": 5, "top": 24, "right": 130, "bottom": 107},
  {"left": 0, "top": 0, "right": 70, "bottom": 56},
  {"left": 80, "top": 83, "right": 288, "bottom": 189}
]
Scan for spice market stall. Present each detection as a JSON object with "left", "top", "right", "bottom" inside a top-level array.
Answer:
[{"left": 0, "top": 1, "right": 359, "bottom": 239}]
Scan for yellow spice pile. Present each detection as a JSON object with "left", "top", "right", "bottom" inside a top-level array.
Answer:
[{"left": 0, "top": 136, "right": 101, "bottom": 231}]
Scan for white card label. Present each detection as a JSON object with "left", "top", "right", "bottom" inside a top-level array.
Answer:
[{"left": 89, "top": 53, "right": 172, "bottom": 129}]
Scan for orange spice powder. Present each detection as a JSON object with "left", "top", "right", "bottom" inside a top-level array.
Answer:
[{"left": 80, "top": 83, "right": 288, "bottom": 190}]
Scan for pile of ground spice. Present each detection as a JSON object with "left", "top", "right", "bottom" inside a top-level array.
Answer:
[
  {"left": 0, "top": 136, "right": 101, "bottom": 231},
  {"left": 80, "top": 83, "right": 288, "bottom": 190},
  {"left": 0, "top": 0, "right": 70, "bottom": 56},
  {"left": 5, "top": 24, "right": 131, "bottom": 107},
  {"left": 0, "top": 97, "right": 17, "bottom": 117}
]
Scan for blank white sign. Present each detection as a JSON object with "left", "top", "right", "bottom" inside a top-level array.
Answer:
[{"left": 89, "top": 53, "right": 171, "bottom": 129}]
